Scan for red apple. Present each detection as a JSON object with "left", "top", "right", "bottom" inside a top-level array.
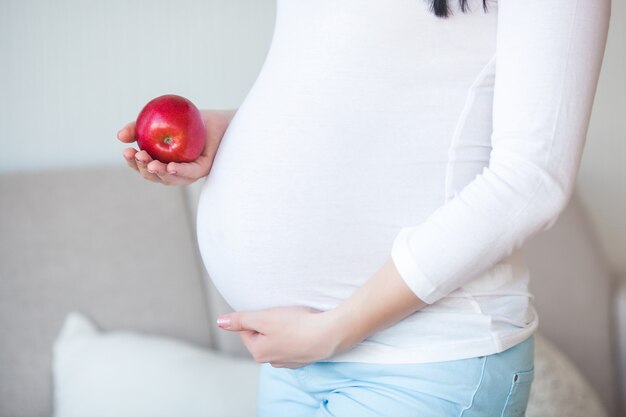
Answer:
[{"left": 135, "top": 94, "right": 206, "bottom": 163}]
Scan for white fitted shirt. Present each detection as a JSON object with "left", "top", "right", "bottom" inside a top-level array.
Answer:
[{"left": 196, "top": 0, "right": 610, "bottom": 363}]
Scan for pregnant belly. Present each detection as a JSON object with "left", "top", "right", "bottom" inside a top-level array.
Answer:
[
  {"left": 196, "top": 161, "right": 395, "bottom": 312},
  {"left": 195, "top": 107, "right": 445, "bottom": 312}
]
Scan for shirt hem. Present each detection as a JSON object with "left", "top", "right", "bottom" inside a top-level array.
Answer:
[{"left": 319, "top": 322, "right": 538, "bottom": 364}]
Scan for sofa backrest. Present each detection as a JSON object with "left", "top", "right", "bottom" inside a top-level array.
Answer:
[{"left": 0, "top": 166, "right": 212, "bottom": 417}]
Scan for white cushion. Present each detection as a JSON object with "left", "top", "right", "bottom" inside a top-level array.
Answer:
[{"left": 52, "top": 312, "right": 260, "bottom": 417}]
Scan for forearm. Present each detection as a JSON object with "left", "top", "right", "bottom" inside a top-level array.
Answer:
[
  {"left": 326, "top": 258, "right": 428, "bottom": 355},
  {"left": 197, "top": 108, "right": 238, "bottom": 155}
]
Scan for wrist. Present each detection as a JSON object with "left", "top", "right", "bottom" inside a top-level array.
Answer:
[
  {"left": 215, "top": 108, "right": 238, "bottom": 125},
  {"left": 199, "top": 108, "right": 237, "bottom": 130},
  {"left": 321, "top": 305, "right": 367, "bottom": 356}
]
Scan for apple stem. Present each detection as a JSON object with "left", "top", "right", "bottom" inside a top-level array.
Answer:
[{"left": 164, "top": 136, "right": 173, "bottom": 144}]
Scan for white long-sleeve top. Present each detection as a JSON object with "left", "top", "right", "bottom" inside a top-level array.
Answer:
[{"left": 196, "top": 0, "right": 610, "bottom": 363}]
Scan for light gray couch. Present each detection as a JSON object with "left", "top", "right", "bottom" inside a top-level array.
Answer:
[{"left": 0, "top": 166, "right": 623, "bottom": 417}]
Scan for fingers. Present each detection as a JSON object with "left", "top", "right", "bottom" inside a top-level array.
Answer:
[
  {"left": 123, "top": 147, "right": 198, "bottom": 186},
  {"left": 123, "top": 147, "right": 140, "bottom": 172},
  {"left": 237, "top": 331, "right": 306, "bottom": 368},
  {"left": 270, "top": 362, "right": 306, "bottom": 369},
  {"left": 134, "top": 150, "right": 161, "bottom": 183},
  {"left": 238, "top": 330, "right": 267, "bottom": 363},
  {"left": 147, "top": 159, "right": 190, "bottom": 186},
  {"left": 166, "top": 154, "right": 212, "bottom": 182},
  {"left": 146, "top": 159, "right": 167, "bottom": 176},
  {"left": 117, "top": 122, "right": 136, "bottom": 143}
]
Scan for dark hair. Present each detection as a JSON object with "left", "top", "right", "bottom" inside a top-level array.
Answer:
[{"left": 429, "top": 0, "right": 490, "bottom": 18}]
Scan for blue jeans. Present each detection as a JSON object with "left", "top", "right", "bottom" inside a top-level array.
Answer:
[{"left": 258, "top": 335, "right": 535, "bottom": 417}]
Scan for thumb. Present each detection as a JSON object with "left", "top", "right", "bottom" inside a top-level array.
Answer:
[
  {"left": 216, "top": 311, "right": 261, "bottom": 332},
  {"left": 117, "top": 122, "right": 136, "bottom": 143}
]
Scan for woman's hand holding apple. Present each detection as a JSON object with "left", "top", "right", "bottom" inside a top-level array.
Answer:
[{"left": 117, "top": 108, "right": 236, "bottom": 185}]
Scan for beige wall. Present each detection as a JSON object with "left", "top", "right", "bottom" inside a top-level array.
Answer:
[
  {"left": 0, "top": 0, "right": 624, "bottom": 275},
  {"left": 577, "top": 0, "right": 626, "bottom": 277}
]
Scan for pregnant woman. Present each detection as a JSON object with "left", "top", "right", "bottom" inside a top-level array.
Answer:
[{"left": 117, "top": 0, "right": 610, "bottom": 415}]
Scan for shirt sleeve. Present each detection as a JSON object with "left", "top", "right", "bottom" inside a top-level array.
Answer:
[{"left": 390, "top": 0, "right": 611, "bottom": 305}]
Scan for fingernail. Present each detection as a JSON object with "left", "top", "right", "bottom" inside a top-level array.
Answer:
[
  {"left": 168, "top": 170, "right": 177, "bottom": 175},
  {"left": 216, "top": 316, "right": 231, "bottom": 328},
  {"left": 135, "top": 158, "right": 144, "bottom": 165},
  {"left": 148, "top": 169, "right": 156, "bottom": 174}
]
